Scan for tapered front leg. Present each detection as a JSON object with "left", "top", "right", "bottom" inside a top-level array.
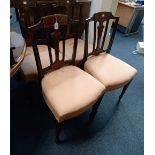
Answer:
[
  {"left": 55, "top": 122, "right": 61, "bottom": 144},
  {"left": 117, "top": 80, "right": 132, "bottom": 104},
  {"left": 89, "top": 95, "right": 104, "bottom": 123}
]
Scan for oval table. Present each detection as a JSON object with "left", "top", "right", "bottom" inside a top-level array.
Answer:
[{"left": 10, "top": 31, "right": 26, "bottom": 77}]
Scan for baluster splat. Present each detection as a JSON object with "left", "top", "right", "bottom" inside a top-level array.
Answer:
[
  {"left": 96, "top": 22, "right": 104, "bottom": 50},
  {"left": 85, "top": 12, "right": 119, "bottom": 57}
]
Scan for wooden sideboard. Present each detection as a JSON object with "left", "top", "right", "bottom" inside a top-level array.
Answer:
[{"left": 12, "top": 0, "right": 91, "bottom": 45}]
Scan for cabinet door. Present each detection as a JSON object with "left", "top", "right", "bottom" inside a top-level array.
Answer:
[{"left": 15, "top": 0, "right": 91, "bottom": 45}]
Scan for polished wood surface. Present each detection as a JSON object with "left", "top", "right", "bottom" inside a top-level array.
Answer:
[
  {"left": 12, "top": 0, "right": 91, "bottom": 45},
  {"left": 10, "top": 32, "right": 26, "bottom": 77}
]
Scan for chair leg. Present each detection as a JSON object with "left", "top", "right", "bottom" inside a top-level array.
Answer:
[
  {"left": 117, "top": 80, "right": 132, "bottom": 104},
  {"left": 89, "top": 95, "right": 103, "bottom": 123},
  {"left": 55, "top": 122, "right": 61, "bottom": 144}
]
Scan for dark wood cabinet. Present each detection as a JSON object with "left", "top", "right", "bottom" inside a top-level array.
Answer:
[{"left": 12, "top": 0, "right": 91, "bottom": 45}]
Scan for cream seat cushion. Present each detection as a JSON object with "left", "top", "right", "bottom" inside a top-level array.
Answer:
[
  {"left": 42, "top": 65, "right": 105, "bottom": 123},
  {"left": 84, "top": 53, "right": 137, "bottom": 91},
  {"left": 59, "top": 38, "right": 93, "bottom": 66}
]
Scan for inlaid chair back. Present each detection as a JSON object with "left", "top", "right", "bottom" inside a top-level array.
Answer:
[
  {"left": 84, "top": 12, "right": 119, "bottom": 58},
  {"left": 28, "top": 14, "right": 79, "bottom": 79}
]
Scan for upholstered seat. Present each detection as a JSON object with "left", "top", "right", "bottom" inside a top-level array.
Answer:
[
  {"left": 42, "top": 65, "right": 105, "bottom": 123},
  {"left": 59, "top": 38, "right": 93, "bottom": 66},
  {"left": 84, "top": 53, "right": 137, "bottom": 91}
]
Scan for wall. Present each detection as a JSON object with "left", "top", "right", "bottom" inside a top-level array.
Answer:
[{"left": 88, "top": 0, "right": 119, "bottom": 48}]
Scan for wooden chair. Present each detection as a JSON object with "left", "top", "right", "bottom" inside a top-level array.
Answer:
[
  {"left": 27, "top": 14, "right": 105, "bottom": 143},
  {"left": 84, "top": 12, "right": 137, "bottom": 104}
]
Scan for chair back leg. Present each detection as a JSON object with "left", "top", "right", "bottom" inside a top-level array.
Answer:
[
  {"left": 117, "top": 80, "right": 133, "bottom": 104},
  {"left": 55, "top": 122, "right": 62, "bottom": 144}
]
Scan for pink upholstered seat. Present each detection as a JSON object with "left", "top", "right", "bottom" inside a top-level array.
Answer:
[
  {"left": 42, "top": 65, "right": 105, "bottom": 123},
  {"left": 84, "top": 53, "right": 137, "bottom": 91}
]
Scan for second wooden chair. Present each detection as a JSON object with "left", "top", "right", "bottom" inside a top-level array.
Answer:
[{"left": 83, "top": 12, "right": 137, "bottom": 104}]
